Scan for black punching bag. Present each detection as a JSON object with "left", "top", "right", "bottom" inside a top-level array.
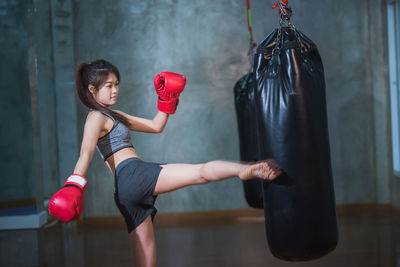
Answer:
[
  {"left": 254, "top": 22, "right": 339, "bottom": 260},
  {"left": 233, "top": 73, "right": 263, "bottom": 209}
]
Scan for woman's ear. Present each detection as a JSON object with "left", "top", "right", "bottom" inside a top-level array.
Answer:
[{"left": 88, "top": 85, "right": 96, "bottom": 94}]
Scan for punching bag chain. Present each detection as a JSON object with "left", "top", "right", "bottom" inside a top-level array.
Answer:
[
  {"left": 271, "top": 26, "right": 282, "bottom": 56},
  {"left": 272, "top": 0, "right": 291, "bottom": 22},
  {"left": 272, "top": 0, "right": 306, "bottom": 55}
]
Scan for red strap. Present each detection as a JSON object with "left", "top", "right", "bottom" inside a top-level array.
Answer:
[
  {"left": 246, "top": 0, "right": 257, "bottom": 48},
  {"left": 271, "top": 0, "right": 289, "bottom": 16}
]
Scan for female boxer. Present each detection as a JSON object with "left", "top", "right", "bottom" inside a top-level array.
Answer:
[{"left": 49, "top": 59, "right": 282, "bottom": 267}]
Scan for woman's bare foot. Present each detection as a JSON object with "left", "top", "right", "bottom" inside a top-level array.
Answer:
[{"left": 238, "top": 159, "right": 283, "bottom": 181}]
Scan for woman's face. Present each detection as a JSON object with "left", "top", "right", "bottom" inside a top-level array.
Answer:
[{"left": 90, "top": 73, "right": 119, "bottom": 107}]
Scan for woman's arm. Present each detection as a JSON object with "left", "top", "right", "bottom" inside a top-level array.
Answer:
[
  {"left": 48, "top": 111, "right": 105, "bottom": 223},
  {"left": 73, "top": 112, "right": 106, "bottom": 176},
  {"left": 114, "top": 110, "right": 169, "bottom": 133}
]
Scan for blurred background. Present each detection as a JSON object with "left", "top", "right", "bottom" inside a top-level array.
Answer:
[{"left": 0, "top": 0, "right": 399, "bottom": 266}]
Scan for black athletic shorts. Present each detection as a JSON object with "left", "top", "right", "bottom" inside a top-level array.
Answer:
[{"left": 114, "top": 157, "right": 164, "bottom": 233}]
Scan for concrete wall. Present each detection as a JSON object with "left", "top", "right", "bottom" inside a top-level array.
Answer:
[
  {"left": 0, "top": 0, "right": 34, "bottom": 202},
  {"left": 72, "top": 0, "right": 251, "bottom": 217},
  {"left": 72, "top": 0, "right": 393, "bottom": 217},
  {"left": 0, "top": 0, "right": 397, "bottom": 217},
  {"left": 388, "top": 0, "right": 400, "bottom": 210},
  {"left": 32, "top": 0, "right": 59, "bottom": 204}
]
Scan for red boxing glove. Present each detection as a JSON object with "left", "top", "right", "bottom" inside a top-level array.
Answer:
[
  {"left": 48, "top": 174, "right": 88, "bottom": 223},
  {"left": 154, "top": 72, "right": 186, "bottom": 114}
]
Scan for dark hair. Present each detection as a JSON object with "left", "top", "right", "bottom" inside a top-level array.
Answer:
[{"left": 75, "top": 59, "right": 131, "bottom": 127}]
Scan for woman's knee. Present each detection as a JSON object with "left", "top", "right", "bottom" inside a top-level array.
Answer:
[
  {"left": 199, "top": 162, "right": 215, "bottom": 183},
  {"left": 130, "top": 217, "right": 154, "bottom": 244}
]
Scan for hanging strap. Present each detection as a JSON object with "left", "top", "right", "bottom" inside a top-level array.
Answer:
[
  {"left": 245, "top": 0, "right": 257, "bottom": 74},
  {"left": 246, "top": 0, "right": 257, "bottom": 49}
]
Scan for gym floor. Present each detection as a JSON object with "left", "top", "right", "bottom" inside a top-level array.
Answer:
[{"left": 0, "top": 206, "right": 399, "bottom": 267}]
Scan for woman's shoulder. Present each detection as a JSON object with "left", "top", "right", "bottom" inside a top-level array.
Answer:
[{"left": 86, "top": 110, "right": 109, "bottom": 124}]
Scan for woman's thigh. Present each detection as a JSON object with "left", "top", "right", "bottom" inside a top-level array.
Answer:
[{"left": 153, "top": 163, "right": 206, "bottom": 195}]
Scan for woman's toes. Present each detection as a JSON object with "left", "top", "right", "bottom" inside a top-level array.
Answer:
[
  {"left": 268, "top": 168, "right": 283, "bottom": 181},
  {"left": 239, "top": 159, "right": 282, "bottom": 181}
]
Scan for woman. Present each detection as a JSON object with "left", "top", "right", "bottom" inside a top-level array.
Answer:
[{"left": 49, "top": 59, "right": 283, "bottom": 267}]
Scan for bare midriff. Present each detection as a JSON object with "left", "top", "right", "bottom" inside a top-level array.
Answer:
[{"left": 105, "top": 147, "right": 141, "bottom": 176}]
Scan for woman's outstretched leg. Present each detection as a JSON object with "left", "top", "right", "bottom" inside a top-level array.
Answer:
[
  {"left": 129, "top": 216, "right": 156, "bottom": 267},
  {"left": 154, "top": 159, "right": 282, "bottom": 195}
]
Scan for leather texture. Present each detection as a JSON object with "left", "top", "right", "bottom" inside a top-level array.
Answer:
[
  {"left": 233, "top": 72, "right": 263, "bottom": 209},
  {"left": 254, "top": 27, "right": 338, "bottom": 261}
]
